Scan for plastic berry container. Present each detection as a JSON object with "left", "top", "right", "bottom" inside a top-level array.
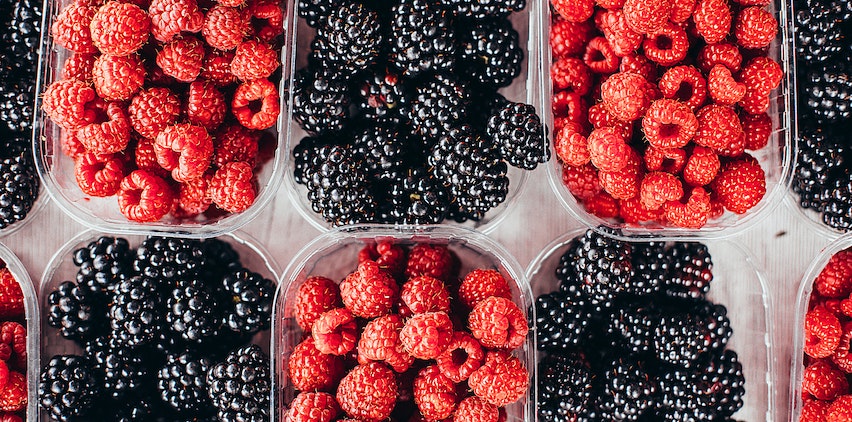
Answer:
[
  {"left": 271, "top": 224, "right": 535, "bottom": 420},
  {"left": 31, "top": 0, "right": 294, "bottom": 238},
  {"left": 0, "top": 240, "right": 39, "bottom": 421},
  {"left": 541, "top": 0, "right": 796, "bottom": 239},
  {"left": 526, "top": 229, "right": 775, "bottom": 421},
  {"left": 282, "top": 1, "right": 549, "bottom": 234}
]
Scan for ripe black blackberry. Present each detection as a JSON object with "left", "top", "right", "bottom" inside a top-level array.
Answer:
[
  {"left": 355, "top": 68, "right": 409, "bottom": 122},
  {"left": 220, "top": 268, "right": 275, "bottom": 336},
  {"left": 794, "top": 0, "right": 849, "bottom": 63},
  {"left": 84, "top": 335, "right": 151, "bottom": 399},
  {"left": 200, "top": 237, "right": 242, "bottom": 281},
  {"left": 385, "top": 166, "right": 451, "bottom": 224},
  {"left": 39, "top": 355, "right": 101, "bottom": 421},
  {"left": 1, "top": 0, "right": 41, "bottom": 71},
  {"left": 537, "top": 352, "right": 594, "bottom": 422},
  {"left": 291, "top": 67, "right": 351, "bottom": 136},
  {"left": 206, "top": 344, "right": 271, "bottom": 422},
  {"left": 305, "top": 144, "right": 378, "bottom": 225},
  {"left": 297, "top": 0, "right": 338, "bottom": 27},
  {"left": 663, "top": 242, "right": 713, "bottom": 300},
  {"left": 627, "top": 242, "right": 668, "bottom": 297},
  {"left": 0, "top": 140, "right": 39, "bottom": 230},
  {"left": 389, "top": 0, "right": 456, "bottom": 77},
  {"left": 457, "top": 18, "right": 523, "bottom": 88},
  {"left": 535, "top": 283, "right": 591, "bottom": 351},
  {"left": 571, "top": 229, "right": 633, "bottom": 308},
  {"left": 802, "top": 64, "right": 852, "bottom": 124},
  {"left": 311, "top": 2, "right": 383, "bottom": 75},
  {"left": 607, "top": 300, "right": 657, "bottom": 355},
  {"left": 157, "top": 352, "right": 215, "bottom": 414},
  {"left": 793, "top": 125, "right": 848, "bottom": 212},
  {"left": 597, "top": 357, "right": 656, "bottom": 421},
  {"left": 46, "top": 280, "right": 106, "bottom": 343},
  {"left": 658, "top": 350, "right": 745, "bottom": 420},
  {"left": 653, "top": 299, "right": 733, "bottom": 369},
  {"left": 405, "top": 73, "right": 471, "bottom": 139},
  {"left": 352, "top": 122, "right": 407, "bottom": 182},
  {"left": 292, "top": 135, "right": 335, "bottom": 185},
  {"left": 486, "top": 101, "right": 548, "bottom": 170},
  {"left": 0, "top": 77, "right": 36, "bottom": 134},
  {"left": 73, "top": 236, "right": 133, "bottom": 295},
  {"left": 554, "top": 239, "right": 581, "bottom": 283},
  {"left": 443, "top": 0, "right": 526, "bottom": 19},
  {"left": 132, "top": 236, "right": 207, "bottom": 283},
  {"left": 166, "top": 278, "right": 223, "bottom": 344},
  {"left": 822, "top": 172, "right": 852, "bottom": 231},
  {"left": 110, "top": 275, "right": 164, "bottom": 349}
]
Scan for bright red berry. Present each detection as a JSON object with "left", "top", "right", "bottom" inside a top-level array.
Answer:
[
  {"left": 619, "top": 54, "right": 657, "bottom": 81},
  {"left": 117, "top": 170, "right": 174, "bottom": 222},
  {"left": 741, "top": 112, "right": 772, "bottom": 150},
  {"left": 468, "top": 351, "right": 529, "bottom": 407},
  {"left": 707, "top": 64, "right": 747, "bottom": 106},
  {"left": 801, "top": 398, "right": 830, "bottom": 422},
  {"left": 201, "top": 48, "right": 237, "bottom": 86},
  {"left": 202, "top": 4, "right": 249, "bottom": 51},
  {"left": 232, "top": 78, "right": 280, "bottom": 130},
  {"left": 739, "top": 57, "right": 783, "bottom": 115},
  {"left": 246, "top": 0, "right": 284, "bottom": 42},
  {"left": 600, "top": 71, "right": 651, "bottom": 122},
  {"left": 289, "top": 337, "right": 345, "bottom": 392},
  {"left": 75, "top": 152, "right": 126, "bottom": 197},
  {"left": 154, "top": 123, "right": 213, "bottom": 182},
  {"left": 562, "top": 163, "right": 602, "bottom": 200},
  {"left": 128, "top": 87, "right": 181, "bottom": 140},
  {"left": 340, "top": 260, "right": 398, "bottom": 319},
  {"left": 0, "top": 371, "right": 25, "bottom": 412},
  {"left": 60, "top": 130, "right": 86, "bottom": 160},
  {"left": 231, "top": 40, "right": 279, "bottom": 81},
  {"left": 413, "top": 365, "right": 458, "bottom": 420},
  {"left": 133, "top": 138, "right": 170, "bottom": 179},
  {"left": 436, "top": 332, "right": 484, "bottom": 383},
  {"left": 552, "top": 91, "right": 588, "bottom": 128},
  {"left": 400, "top": 311, "right": 453, "bottom": 360},
  {"left": 209, "top": 161, "right": 257, "bottom": 213},
  {"left": 642, "top": 99, "right": 698, "bottom": 149},
  {"left": 458, "top": 269, "right": 512, "bottom": 310},
  {"left": 658, "top": 66, "right": 707, "bottom": 111},
  {"left": 619, "top": 195, "right": 665, "bottom": 224},
  {"left": 640, "top": 172, "right": 684, "bottom": 210},
  {"left": 588, "top": 127, "right": 631, "bottom": 173},
  {"left": 405, "top": 244, "right": 456, "bottom": 281},
  {"left": 173, "top": 173, "right": 212, "bottom": 217},
  {"left": 601, "top": 10, "right": 642, "bottom": 57},
  {"left": 89, "top": 1, "right": 150, "bottom": 56},
  {"left": 61, "top": 52, "right": 96, "bottom": 82},
  {"left": 400, "top": 275, "right": 450, "bottom": 317},
  {"left": 642, "top": 22, "right": 689, "bottom": 67},
  {"left": 295, "top": 275, "right": 341, "bottom": 332},
  {"left": 804, "top": 360, "right": 849, "bottom": 401},
  {"left": 42, "top": 79, "right": 98, "bottom": 131},
  {"left": 468, "top": 296, "right": 527, "bottom": 350},
  {"left": 357, "top": 314, "right": 413, "bottom": 373},
  {"left": 834, "top": 321, "right": 852, "bottom": 372},
  {"left": 815, "top": 250, "right": 852, "bottom": 299},
  {"left": 693, "top": 104, "right": 745, "bottom": 156},
  {"left": 828, "top": 395, "right": 852, "bottom": 421},
  {"left": 698, "top": 43, "right": 743, "bottom": 73},
  {"left": 76, "top": 100, "right": 131, "bottom": 155},
  {"left": 599, "top": 149, "right": 642, "bottom": 200},
  {"left": 454, "top": 396, "right": 500, "bottom": 422},
  {"left": 336, "top": 363, "right": 397, "bottom": 422},
  {"left": 52, "top": 2, "right": 98, "bottom": 53},
  {"left": 0, "top": 322, "right": 26, "bottom": 370},
  {"left": 693, "top": 0, "right": 732, "bottom": 44},
  {"left": 710, "top": 155, "right": 766, "bottom": 214},
  {"left": 311, "top": 308, "right": 357, "bottom": 356},
  {"left": 734, "top": 6, "right": 777, "bottom": 49},
  {"left": 551, "top": 0, "right": 594, "bottom": 23},
  {"left": 665, "top": 187, "right": 712, "bottom": 228},
  {"left": 92, "top": 54, "right": 145, "bottom": 101},
  {"left": 622, "top": 0, "right": 670, "bottom": 34},
  {"left": 148, "top": 0, "right": 204, "bottom": 42},
  {"left": 644, "top": 146, "right": 686, "bottom": 174},
  {"left": 554, "top": 123, "right": 589, "bottom": 167},
  {"left": 157, "top": 35, "right": 205, "bottom": 82},
  {"left": 0, "top": 269, "right": 23, "bottom": 319},
  {"left": 550, "top": 16, "right": 593, "bottom": 58},
  {"left": 186, "top": 81, "right": 227, "bottom": 131},
  {"left": 551, "top": 57, "right": 592, "bottom": 96},
  {"left": 670, "top": 0, "right": 697, "bottom": 22},
  {"left": 584, "top": 191, "right": 620, "bottom": 218},
  {"left": 583, "top": 37, "right": 619, "bottom": 74},
  {"left": 358, "top": 241, "right": 407, "bottom": 278},
  {"left": 805, "top": 306, "right": 842, "bottom": 359},
  {"left": 286, "top": 392, "right": 339, "bottom": 422},
  {"left": 683, "top": 146, "right": 720, "bottom": 187}
]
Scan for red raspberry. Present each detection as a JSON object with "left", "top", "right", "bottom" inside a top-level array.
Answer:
[
  {"left": 200, "top": 48, "right": 237, "bottom": 86},
  {"left": 741, "top": 112, "right": 772, "bottom": 150},
  {"left": 289, "top": 337, "right": 345, "bottom": 392},
  {"left": 707, "top": 64, "right": 746, "bottom": 106},
  {"left": 436, "top": 332, "right": 484, "bottom": 383},
  {"left": 658, "top": 66, "right": 707, "bottom": 111},
  {"left": 340, "top": 260, "right": 398, "bottom": 318},
  {"left": 735, "top": 6, "right": 777, "bottom": 49},
  {"left": 554, "top": 123, "right": 589, "bottom": 167},
  {"left": 469, "top": 296, "right": 527, "bottom": 349},
  {"left": 619, "top": 54, "right": 657, "bottom": 82},
  {"left": 644, "top": 146, "right": 686, "bottom": 174},
  {"left": 842, "top": 299, "right": 852, "bottom": 319},
  {"left": 584, "top": 191, "right": 620, "bottom": 218},
  {"left": 295, "top": 276, "right": 341, "bottom": 331},
  {"left": 801, "top": 398, "right": 830, "bottom": 422},
  {"left": 670, "top": 0, "right": 697, "bottom": 22},
  {"left": 815, "top": 250, "right": 852, "bottom": 299},
  {"left": 804, "top": 360, "right": 848, "bottom": 401},
  {"left": 172, "top": 172, "right": 212, "bottom": 217},
  {"left": 0, "top": 269, "right": 22, "bottom": 319},
  {"left": 129, "top": 87, "right": 181, "bottom": 140},
  {"left": 600, "top": 71, "right": 651, "bottom": 122},
  {"left": 643, "top": 22, "right": 689, "bottom": 67},
  {"left": 405, "top": 243, "right": 456, "bottom": 281},
  {"left": 622, "top": 0, "right": 670, "bottom": 34},
  {"left": 588, "top": 104, "right": 633, "bottom": 140},
  {"left": 828, "top": 396, "right": 852, "bottom": 421},
  {"left": 157, "top": 35, "right": 205, "bottom": 82},
  {"left": 834, "top": 321, "right": 852, "bottom": 372},
  {"left": 596, "top": 0, "right": 625, "bottom": 8},
  {"left": 357, "top": 314, "right": 413, "bottom": 373},
  {"left": 62, "top": 52, "right": 96, "bottom": 82},
  {"left": 247, "top": 0, "right": 285, "bottom": 42},
  {"left": 665, "top": 187, "right": 712, "bottom": 228},
  {"left": 588, "top": 127, "right": 630, "bottom": 173},
  {"left": 209, "top": 161, "right": 256, "bottom": 212},
  {"left": 118, "top": 170, "right": 174, "bottom": 221},
  {"left": 599, "top": 149, "right": 642, "bottom": 200},
  {"left": 52, "top": 2, "right": 98, "bottom": 53},
  {"left": 92, "top": 54, "right": 145, "bottom": 101},
  {"left": 550, "top": 16, "right": 593, "bottom": 58},
  {"left": 551, "top": 91, "right": 587, "bottom": 127},
  {"left": 231, "top": 40, "right": 279, "bottom": 81},
  {"left": 583, "top": 37, "right": 619, "bottom": 74},
  {"left": 217, "top": 0, "right": 245, "bottom": 7},
  {"left": 358, "top": 241, "right": 407, "bottom": 278},
  {"left": 601, "top": 10, "right": 642, "bottom": 57},
  {"left": 400, "top": 311, "right": 453, "bottom": 359},
  {"left": 619, "top": 195, "right": 665, "bottom": 224},
  {"left": 458, "top": 269, "right": 511, "bottom": 310},
  {"left": 0, "top": 321, "right": 25, "bottom": 370},
  {"left": 336, "top": 363, "right": 397, "bottom": 421},
  {"left": 739, "top": 57, "right": 783, "bottom": 115},
  {"left": 400, "top": 275, "right": 450, "bottom": 316},
  {"left": 642, "top": 99, "right": 698, "bottom": 149},
  {"left": 287, "top": 392, "right": 339, "bottom": 422},
  {"left": 77, "top": 100, "right": 131, "bottom": 154},
  {"left": 186, "top": 81, "right": 226, "bottom": 131},
  {"left": 202, "top": 5, "right": 249, "bottom": 51},
  {"left": 694, "top": 0, "right": 732, "bottom": 44},
  {"left": 132, "top": 138, "right": 169, "bottom": 179},
  {"left": 0, "top": 371, "right": 25, "bottom": 412},
  {"left": 89, "top": 1, "right": 150, "bottom": 56},
  {"left": 805, "top": 305, "right": 842, "bottom": 359},
  {"left": 154, "top": 123, "right": 213, "bottom": 182},
  {"left": 698, "top": 43, "right": 743, "bottom": 73},
  {"left": 551, "top": 57, "right": 592, "bottom": 96},
  {"left": 468, "top": 351, "right": 529, "bottom": 407},
  {"left": 232, "top": 78, "right": 280, "bottom": 130},
  {"left": 60, "top": 129, "right": 87, "bottom": 159},
  {"left": 42, "top": 79, "right": 98, "bottom": 131},
  {"left": 0, "top": 360, "right": 7, "bottom": 392},
  {"left": 148, "top": 0, "right": 204, "bottom": 42},
  {"left": 683, "top": 146, "right": 720, "bottom": 186},
  {"left": 562, "top": 163, "right": 601, "bottom": 200},
  {"left": 710, "top": 155, "right": 766, "bottom": 214},
  {"left": 454, "top": 396, "right": 499, "bottom": 422},
  {"left": 311, "top": 308, "right": 357, "bottom": 356},
  {"left": 414, "top": 365, "right": 458, "bottom": 420},
  {"left": 74, "top": 152, "right": 126, "bottom": 197},
  {"left": 213, "top": 123, "right": 260, "bottom": 168},
  {"left": 551, "top": 0, "right": 594, "bottom": 23},
  {"left": 693, "top": 104, "right": 745, "bottom": 156},
  {"left": 640, "top": 171, "right": 684, "bottom": 210}
]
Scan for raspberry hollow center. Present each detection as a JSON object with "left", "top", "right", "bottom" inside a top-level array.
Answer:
[{"left": 654, "top": 35, "right": 673, "bottom": 50}]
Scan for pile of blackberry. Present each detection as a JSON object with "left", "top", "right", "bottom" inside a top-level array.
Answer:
[
  {"left": 0, "top": 0, "right": 41, "bottom": 230},
  {"left": 291, "top": 0, "right": 548, "bottom": 225},
  {"left": 535, "top": 229, "right": 745, "bottom": 421},
  {"left": 792, "top": 0, "right": 852, "bottom": 232},
  {"left": 40, "top": 236, "right": 273, "bottom": 422}
]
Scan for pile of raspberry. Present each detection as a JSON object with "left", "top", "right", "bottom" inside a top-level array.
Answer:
[
  {"left": 800, "top": 247, "right": 852, "bottom": 421},
  {"left": 286, "top": 241, "right": 530, "bottom": 421},
  {"left": 41, "top": 0, "right": 284, "bottom": 223},
  {"left": 550, "top": 0, "right": 783, "bottom": 229},
  {"left": 0, "top": 262, "right": 28, "bottom": 421}
]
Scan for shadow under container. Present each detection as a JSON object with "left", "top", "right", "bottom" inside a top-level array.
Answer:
[
  {"left": 525, "top": 229, "right": 776, "bottom": 421},
  {"left": 272, "top": 225, "right": 535, "bottom": 420}
]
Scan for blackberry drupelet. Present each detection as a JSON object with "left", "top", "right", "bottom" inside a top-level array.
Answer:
[
  {"left": 133, "top": 237, "right": 207, "bottom": 283},
  {"left": 653, "top": 299, "right": 732, "bottom": 369},
  {"left": 39, "top": 355, "right": 101, "bottom": 422},
  {"left": 1, "top": 0, "right": 41, "bottom": 71},
  {"left": 794, "top": 0, "right": 848, "bottom": 63},
  {"left": 0, "top": 141, "right": 39, "bottom": 230},
  {"left": 537, "top": 352, "right": 594, "bottom": 422},
  {"left": 389, "top": 0, "right": 456, "bottom": 77},
  {"left": 46, "top": 280, "right": 106, "bottom": 343},
  {"left": 554, "top": 239, "right": 581, "bottom": 283},
  {"left": 206, "top": 344, "right": 271, "bottom": 422},
  {"left": 793, "top": 124, "right": 847, "bottom": 212},
  {"left": 355, "top": 68, "right": 408, "bottom": 122},
  {"left": 385, "top": 166, "right": 451, "bottom": 224},
  {"left": 658, "top": 349, "right": 745, "bottom": 420},
  {"left": 571, "top": 229, "right": 633, "bottom": 308},
  {"left": 486, "top": 101, "right": 549, "bottom": 170},
  {"left": 110, "top": 275, "right": 164, "bottom": 349},
  {"left": 405, "top": 73, "right": 470, "bottom": 139},
  {"left": 157, "top": 352, "right": 215, "bottom": 414},
  {"left": 457, "top": 17, "right": 523, "bottom": 88},
  {"left": 84, "top": 335, "right": 151, "bottom": 399},
  {"left": 73, "top": 236, "right": 133, "bottom": 295},
  {"left": 220, "top": 268, "right": 275, "bottom": 336},
  {"left": 664, "top": 242, "right": 713, "bottom": 300},
  {"left": 292, "top": 135, "right": 335, "bottom": 185},
  {"left": 0, "top": 77, "right": 36, "bottom": 134},
  {"left": 200, "top": 237, "right": 242, "bottom": 281},
  {"left": 166, "top": 278, "right": 223, "bottom": 344},
  {"left": 291, "top": 67, "right": 351, "bottom": 136},
  {"left": 607, "top": 300, "right": 657, "bottom": 355},
  {"left": 627, "top": 242, "right": 668, "bottom": 297},
  {"left": 443, "top": 0, "right": 526, "bottom": 19},
  {"left": 297, "top": 0, "right": 339, "bottom": 27},
  {"left": 305, "top": 144, "right": 378, "bottom": 225},
  {"left": 535, "top": 283, "right": 591, "bottom": 351},
  {"left": 597, "top": 357, "right": 656, "bottom": 421},
  {"left": 311, "top": 2, "right": 383, "bottom": 75},
  {"left": 822, "top": 172, "right": 852, "bottom": 231},
  {"left": 802, "top": 64, "right": 852, "bottom": 124},
  {"left": 352, "top": 122, "right": 408, "bottom": 182}
]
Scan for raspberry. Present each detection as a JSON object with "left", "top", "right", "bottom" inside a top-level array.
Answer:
[
  {"left": 554, "top": 123, "right": 589, "bottom": 167},
  {"left": 186, "top": 81, "right": 226, "bottom": 131},
  {"left": 597, "top": 0, "right": 626, "bottom": 8},
  {"left": 802, "top": 399, "right": 830, "bottom": 422},
  {"left": 693, "top": 104, "right": 745, "bottom": 156},
  {"left": 311, "top": 308, "right": 357, "bottom": 355},
  {"left": 52, "top": 2, "right": 98, "bottom": 53},
  {"left": 584, "top": 191, "right": 620, "bottom": 218},
  {"left": 693, "top": 0, "right": 732, "bottom": 44},
  {"left": 287, "top": 392, "right": 339, "bottom": 422},
  {"left": 710, "top": 155, "right": 766, "bottom": 214},
  {"left": 642, "top": 99, "right": 698, "bottom": 149},
  {"left": 400, "top": 275, "right": 450, "bottom": 317},
  {"left": 157, "top": 35, "right": 205, "bottom": 82},
  {"left": 202, "top": 4, "right": 248, "bottom": 51},
  {"left": 707, "top": 64, "right": 746, "bottom": 106},
  {"left": 89, "top": 1, "right": 150, "bottom": 56},
  {"left": 201, "top": 48, "right": 237, "bottom": 86},
  {"left": 551, "top": 57, "right": 592, "bottom": 96},
  {"left": 133, "top": 138, "right": 169, "bottom": 178},
  {"left": 289, "top": 337, "right": 345, "bottom": 392},
  {"left": 217, "top": 0, "right": 245, "bottom": 7},
  {"left": 128, "top": 87, "right": 181, "bottom": 139},
  {"left": 550, "top": 16, "right": 593, "bottom": 58},
  {"left": 640, "top": 171, "right": 684, "bottom": 210},
  {"left": 436, "top": 332, "right": 484, "bottom": 383},
  {"left": 92, "top": 54, "right": 145, "bottom": 101},
  {"left": 806, "top": 305, "right": 842, "bottom": 359},
  {"left": 739, "top": 57, "right": 783, "bottom": 115},
  {"left": 454, "top": 396, "right": 499, "bottom": 422},
  {"left": 562, "top": 163, "right": 601, "bottom": 200},
  {"left": 62, "top": 53, "right": 96, "bottom": 82},
  {"left": 734, "top": 6, "right": 777, "bottom": 49},
  {"left": 148, "top": 0, "right": 204, "bottom": 42},
  {"left": 61, "top": 130, "right": 87, "bottom": 159},
  {"left": 0, "top": 361, "right": 7, "bottom": 391},
  {"left": 400, "top": 311, "right": 453, "bottom": 359},
  {"left": 643, "top": 22, "right": 689, "bottom": 67},
  {"left": 600, "top": 71, "right": 651, "bottom": 122},
  {"left": 117, "top": 170, "right": 174, "bottom": 222},
  {"left": 295, "top": 276, "right": 341, "bottom": 331},
  {"left": 601, "top": 10, "right": 642, "bottom": 57},
  {"left": 619, "top": 195, "right": 665, "bottom": 224},
  {"left": 0, "top": 322, "right": 25, "bottom": 369},
  {"left": 683, "top": 146, "right": 720, "bottom": 186},
  {"left": 154, "top": 123, "right": 213, "bottom": 182},
  {"left": 665, "top": 187, "right": 712, "bottom": 228},
  {"left": 828, "top": 396, "right": 852, "bottom": 421},
  {"left": 340, "top": 260, "right": 398, "bottom": 318},
  {"left": 231, "top": 40, "right": 279, "bottom": 81},
  {"left": 644, "top": 146, "right": 686, "bottom": 174},
  {"left": 0, "top": 371, "right": 25, "bottom": 412},
  {"left": 246, "top": 0, "right": 284, "bottom": 42},
  {"left": 468, "top": 296, "right": 527, "bottom": 350},
  {"left": 698, "top": 43, "right": 743, "bottom": 73},
  {"left": 76, "top": 100, "right": 131, "bottom": 154},
  {"left": 619, "top": 54, "right": 657, "bottom": 81},
  {"left": 232, "top": 78, "right": 280, "bottom": 130},
  {"left": 658, "top": 66, "right": 707, "bottom": 111},
  {"left": 458, "top": 269, "right": 511, "bottom": 310},
  {"left": 551, "top": 0, "right": 594, "bottom": 23},
  {"left": 588, "top": 127, "right": 630, "bottom": 172},
  {"left": 357, "top": 314, "right": 413, "bottom": 373},
  {"left": 588, "top": 104, "right": 633, "bottom": 140},
  {"left": 405, "top": 244, "right": 455, "bottom": 281},
  {"left": 414, "top": 365, "right": 458, "bottom": 420},
  {"left": 42, "top": 79, "right": 98, "bottom": 131},
  {"left": 552, "top": 91, "right": 587, "bottom": 127},
  {"left": 815, "top": 250, "right": 852, "bottom": 299},
  {"left": 358, "top": 241, "right": 407, "bottom": 278},
  {"left": 622, "top": 0, "right": 670, "bottom": 34},
  {"left": 213, "top": 123, "right": 260, "bottom": 168},
  {"left": 834, "top": 321, "right": 852, "bottom": 372},
  {"left": 74, "top": 152, "right": 126, "bottom": 197},
  {"left": 599, "top": 149, "right": 642, "bottom": 200},
  {"left": 173, "top": 173, "right": 212, "bottom": 217},
  {"left": 0, "top": 270, "right": 23, "bottom": 319},
  {"left": 804, "top": 360, "right": 849, "bottom": 401},
  {"left": 468, "top": 351, "right": 529, "bottom": 407},
  {"left": 741, "top": 112, "right": 771, "bottom": 150},
  {"left": 209, "top": 161, "right": 257, "bottom": 213},
  {"left": 583, "top": 37, "right": 619, "bottom": 74},
  {"left": 336, "top": 363, "right": 397, "bottom": 421},
  {"left": 670, "top": 0, "right": 697, "bottom": 22}
]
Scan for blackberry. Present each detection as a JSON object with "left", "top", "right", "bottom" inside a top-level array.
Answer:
[
  {"left": 297, "top": 0, "right": 339, "bottom": 27},
  {"left": 443, "top": 0, "right": 526, "bottom": 19},
  {"left": 597, "top": 357, "right": 656, "bottom": 421},
  {"left": 572, "top": 229, "right": 633, "bottom": 307},
  {"left": 822, "top": 172, "right": 852, "bottom": 231},
  {"left": 132, "top": 237, "right": 207, "bottom": 283},
  {"left": 429, "top": 125, "right": 508, "bottom": 221},
  {"left": 1, "top": 0, "right": 41, "bottom": 72},
  {"left": 664, "top": 242, "right": 713, "bottom": 300},
  {"left": 385, "top": 166, "right": 451, "bottom": 224},
  {"left": 554, "top": 239, "right": 581, "bottom": 283},
  {"left": 293, "top": 135, "right": 332, "bottom": 186},
  {"left": 39, "top": 355, "right": 101, "bottom": 421},
  {"left": 206, "top": 344, "right": 271, "bottom": 422},
  {"left": 653, "top": 299, "right": 733, "bottom": 369},
  {"left": 535, "top": 283, "right": 590, "bottom": 351},
  {"left": 457, "top": 17, "right": 523, "bottom": 88},
  {"left": 157, "top": 352, "right": 215, "bottom": 414},
  {"left": 220, "top": 268, "right": 275, "bottom": 336},
  {"left": 658, "top": 350, "right": 745, "bottom": 420},
  {"left": 354, "top": 68, "right": 408, "bottom": 122},
  {"left": 537, "top": 352, "right": 594, "bottom": 422},
  {"left": 352, "top": 122, "right": 408, "bottom": 182},
  {"left": 84, "top": 335, "right": 151, "bottom": 399},
  {"left": 200, "top": 237, "right": 242, "bottom": 281},
  {"left": 627, "top": 242, "right": 668, "bottom": 297},
  {"left": 802, "top": 64, "right": 852, "bottom": 124},
  {"left": 0, "top": 77, "right": 36, "bottom": 134},
  {"left": 305, "top": 144, "right": 378, "bottom": 225},
  {"left": 109, "top": 275, "right": 164, "bottom": 349},
  {"left": 389, "top": 0, "right": 456, "bottom": 77},
  {"left": 0, "top": 142, "right": 39, "bottom": 230},
  {"left": 405, "top": 73, "right": 470, "bottom": 139},
  {"left": 166, "top": 278, "right": 223, "bottom": 344},
  {"left": 73, "top": 236, "right": 133, "bottom": 295},
  {"left": 46, "top": 280, "right": 106, "bottom": 343},
  {"left": 311, "top": 2, "right": 383, "bottom": 75},
  {"left": 291, "top": 67, "right": 351, "bottom": 136},
  {"left": 468, "top": 89, "right": 509, "bottom": 130},
  {"left": 486, "top": 101, "right": 548, "bottom": 170},
  {"left": 794, "top": 0, "right": 849, "bottom": 64},
  {"left": 607, "top": 300, "right": 657, "bottom": 355},
  {"left": 92, "top": 394, "right": 159, "bottom": 421},
  {"left": 793, "top": 125, "right": 848, "bottom": 212}
]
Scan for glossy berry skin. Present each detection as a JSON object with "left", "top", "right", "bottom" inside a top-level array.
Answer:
[
  {"left": 220, "top": 269, "right": 275, "bottom": 336},
  {"left": 487, "top": 102, "right": 549, "bottom": 170},
  {"left": 157, "top": 352, "right": 215, "bottom": 414},
  {"left": 207, "top": 344, "right": 271, "bottom": 422},
  {"left": 46, "top": 280, "right": 105, "bottom": 343},
  {"left": 39, "top": 355, "right": 101, "bottom": 421}
]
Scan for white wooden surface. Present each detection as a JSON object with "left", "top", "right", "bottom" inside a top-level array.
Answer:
[{"left": 1, "top": 164, "right": 831, "bottom": 421}]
